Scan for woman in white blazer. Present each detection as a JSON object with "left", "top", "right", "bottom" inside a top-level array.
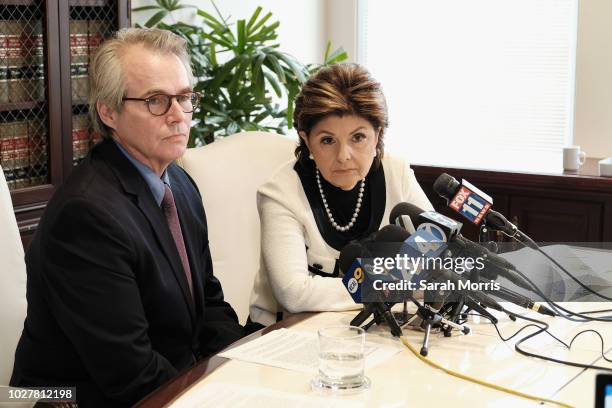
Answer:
[{"left": 248, "top": 63, "right": 433, "bottom": 327}]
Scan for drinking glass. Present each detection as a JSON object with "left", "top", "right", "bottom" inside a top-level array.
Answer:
[{"left": 311, "top": 325, "right": 370, "bottom": 393}]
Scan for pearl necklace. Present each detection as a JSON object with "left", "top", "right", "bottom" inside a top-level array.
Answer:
[{"left": 316, "top": 169, "right": 365, "bottom": 232}]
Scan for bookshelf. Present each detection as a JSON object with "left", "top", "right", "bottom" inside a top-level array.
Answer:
[{"left": 0, "top": 0, "right": 130, "bottom": 247}]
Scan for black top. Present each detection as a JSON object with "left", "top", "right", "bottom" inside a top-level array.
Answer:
[{"left": 294, "top": 158, "right": 386, "bottom": 252}]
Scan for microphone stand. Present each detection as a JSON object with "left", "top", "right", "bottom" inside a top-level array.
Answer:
[
  {"left": 441, "top": 293, "right": 499, "bottom": 337},
  {"left": 479, "top": 224, "right": 500, "bottom": 254},
  {"left": 409, "top": 297, "right": 470, "bottom": 357},
  {"left": 351, "top": 302, "right": 403, "bottom": 337},
  {"left": 439, "top": 226, "right": 519, "bottom": 330},
  {"left": 483, "top": 210, "right": 539, "bottom": 250},
  {"left": 351, "top": 296, "right": 471, "bottom": 357},
  {"left": 432, "top": 245, "right": 502, "bottom": 331}
]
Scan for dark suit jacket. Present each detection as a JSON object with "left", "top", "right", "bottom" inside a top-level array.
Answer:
[{"left": 10, "top": 139, "right": 244, "bottom": 407}]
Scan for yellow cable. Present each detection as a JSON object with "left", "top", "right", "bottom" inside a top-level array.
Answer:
[{"left": 399, "top": 335, "right": 574, "bottom": 408}]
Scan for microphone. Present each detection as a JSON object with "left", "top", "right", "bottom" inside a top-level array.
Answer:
[
  {"left": 433, "top": 173, "right": 537, "bottom": 249},
  {"left": 339, "top": 238, "right": 403, "bottom": 336},
  {"left": 396, "top": 227, "right": 505, "bottom": 325},
  {"left": 389, "top": 203, "right": 416, "bottom": 234},
  {"left": 339, "top": 242, "right": 369, "bottom": 277},
  {"left": 390, "top": 202, "right": 527, "bottom": 285},
  {"left": 339, "top": 245, "right": 376, "bottom": 327},
  {"left": 347, "top": 225, "right": 510, "bottom": 329},
  {"left": 364, "top": 225, "right": 505, "bottom": 314},
  {"left": 480, "top": 280, "right": 556, "bottom": 317},
  {"left": 375, "top": 224, "right": 413, "bottom": 241},
  {"left": 432, "top": 174, "right": 492, "bottom": 225},
  {"left": 435, "top": 174, "right": 612, "bottom": 304},
  {"left": 407, "top": 221, "right": 553, "bottom": 316},
  {"left": 389, "top": 203, "right": 556, "bottom": 317}
]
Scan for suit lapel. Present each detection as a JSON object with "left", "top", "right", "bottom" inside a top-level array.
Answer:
[{"left": 94, "top": 140, "right": 196, "bottom": 321}]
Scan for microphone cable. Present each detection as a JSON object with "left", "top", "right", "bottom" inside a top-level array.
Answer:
[
  {"left": 509, "top": 309, "right": 612, "bottom": 371},
  {"left": 580, "top": 307, "right": 612, "bottom": 315},
  {"left": 431, "top": 173, "right": 611, "bottom": 301},
  {"left": 445, "top": 283, "right": 612, "bottom": 369},
  {"left": 465, "top": 308, "right": 612, "bottom": 371},
  {"left": 460, "top": 313, "right": 566, "bottom": 345},
  {"left": 397, "top": 285, "right": 608, "bottom": 406},
  {"left": 510, "top": 239, "right": 612, "bottom": 302},
  {"left": 509, "top": 265, "right": 612, "bottom": 323},
  {"left": 399, "top": 334, "right": 574, "bottom": 408}
]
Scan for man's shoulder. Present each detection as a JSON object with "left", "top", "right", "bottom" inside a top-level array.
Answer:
[
  {"left": 41, "top": 151, "right": 135, "bottom": 233},
  {"left": 55, "top": 156, "right": 119, "bottom": 203},
  {"left": 168, "top": 162, "right": 196, "bottom": 189}
]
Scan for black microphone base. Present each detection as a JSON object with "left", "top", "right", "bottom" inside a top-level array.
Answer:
[
  {"left": 350, "top": 304, "right": 376, "bottom": 327},
  {"left": 351, "top": 303, "right": 403, "bottom": 337}
]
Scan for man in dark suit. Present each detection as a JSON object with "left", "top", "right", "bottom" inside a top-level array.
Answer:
[{"left": 10, "top": 28, "right": 244, "bottom": 406}]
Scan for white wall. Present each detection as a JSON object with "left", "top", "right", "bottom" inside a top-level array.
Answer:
[
  {"left": 131, "top": 0, "right": 327, "bottom": 65},
  {"left": 573, "top": 0, "right": 612, "bottom": 159},
  {"left": 340, "top": 0, "right": 612, "bottom": 160},
  {"left": 326, "top": 0, "right": 358, "bottom": 63},
  {"left": 132, "top": 0, "right": 612, "bottom": 160}
]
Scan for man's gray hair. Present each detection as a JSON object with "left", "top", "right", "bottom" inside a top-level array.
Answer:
[{"left": 88, "top": 28, "right": 194, "bottom": 139}]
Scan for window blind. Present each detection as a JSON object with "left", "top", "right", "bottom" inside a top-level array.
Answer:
[{"left": 358, "top": 0, "right": 578, "bottom": 172}]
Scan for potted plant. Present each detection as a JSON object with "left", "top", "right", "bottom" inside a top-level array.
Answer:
[{"left": 134, "top": 0, "right": 348, "bottom": 146}]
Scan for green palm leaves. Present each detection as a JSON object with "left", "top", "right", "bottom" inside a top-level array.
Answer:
[{"left": 134, "top": 0, "right": 347, "bottom": 145}]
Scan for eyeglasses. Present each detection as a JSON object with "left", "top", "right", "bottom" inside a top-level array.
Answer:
[{"left": 122, "top": 92, "right": 200, "bottom": 116}]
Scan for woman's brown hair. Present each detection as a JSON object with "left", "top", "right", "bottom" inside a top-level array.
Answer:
[{"left": 293, "top": 63, "right": 388, "bottom": 167}]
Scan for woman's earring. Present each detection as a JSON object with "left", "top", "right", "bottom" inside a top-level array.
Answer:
[{"left": 309, "top": 153, "right": 314, "bottom": 160}]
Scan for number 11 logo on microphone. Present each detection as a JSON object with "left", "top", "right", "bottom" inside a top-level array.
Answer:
[{"left": 449, "top": 182, "right": 492, "bottom": 225}]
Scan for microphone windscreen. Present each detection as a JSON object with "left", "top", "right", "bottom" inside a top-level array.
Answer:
[
  {"left": 339, "top": 242, "right": 366, "bottom": 275},
  {"left": 389, "top": 202, "right": 424, "bottom": 225},
  {"left": 374, "top": 224, "right": 411, "bottom": 242},
  {"left": 433, "top": 173, "right": 460, "bottom": 200}
]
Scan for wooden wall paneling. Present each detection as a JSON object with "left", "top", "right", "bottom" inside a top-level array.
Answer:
[
  {"left": 509, "top": 195, "right": 602, "bottom": 242},
  {"left": 413, "top": 164, "right": 612, "bottom": 243}
]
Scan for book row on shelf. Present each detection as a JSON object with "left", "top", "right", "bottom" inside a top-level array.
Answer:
[
  {"left": 0, "top": 117, "right": 47, "bottom": 189},
  {"left": 0, "top": 113, "right": 98, "bottom": 190},
  {"left": 70, "top": 19, "right": 105, "bottom": 102},
  {"left": 70, "top": 19, "right": 105, "bottom": 64},
  {"left": 0, "top": 19, "right": 107, "bottom": 104},
  {"left": 69, "top": 19, "right": 106, "bottom": 163},
  {"left": 72, "top": 113, "right": 100, "bottom": 163},
  {"left": 0, "top": 64, "right": 45, "bottom": 104},
  {"left": 0, "top": 19, "right": 44, "bottom": 104}
]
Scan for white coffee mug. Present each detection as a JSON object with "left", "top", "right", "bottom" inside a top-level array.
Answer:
[{"left": 563, "top": 146, "right": 586, "bottom": 171}]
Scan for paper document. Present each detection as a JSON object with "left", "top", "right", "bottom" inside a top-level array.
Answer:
[
  {"left": 170, "top": 382, "right": 364, "bottom": 408},
  {"left": 218, "top": 328, "right": 400, "bottom": 373}
]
